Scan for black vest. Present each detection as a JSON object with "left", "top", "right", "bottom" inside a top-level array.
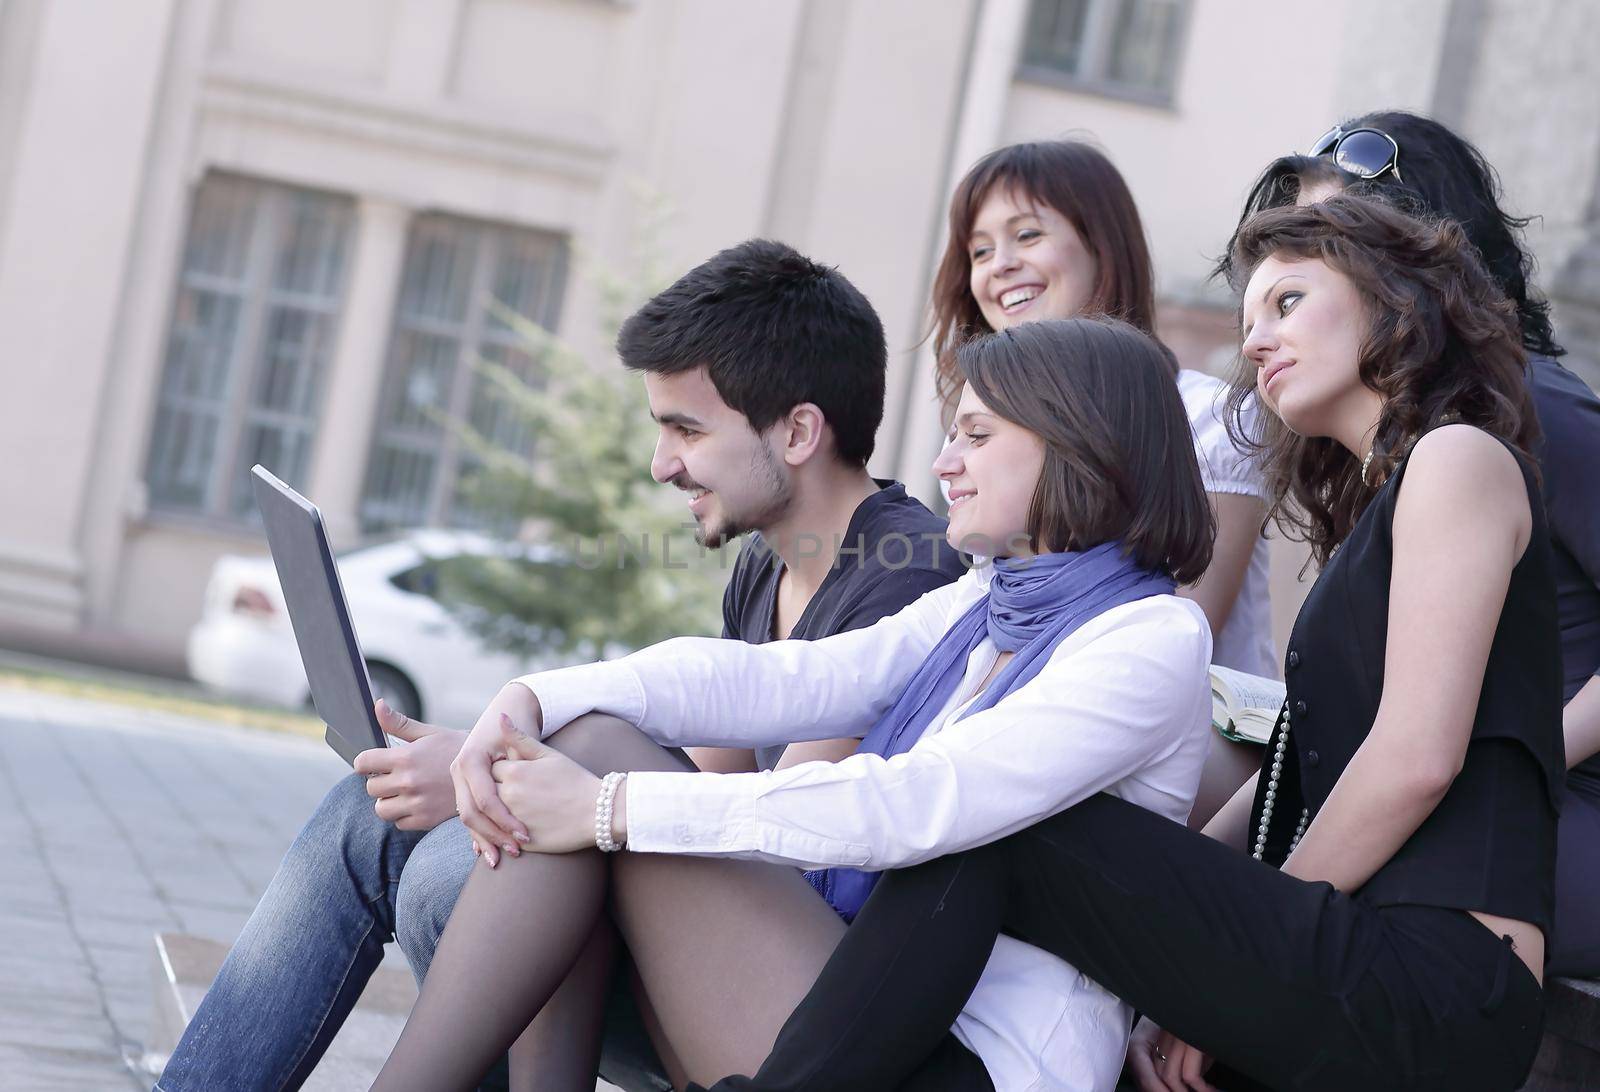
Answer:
[{"left": 1251, "top": 437, "right": 1564, "bottom": 933}]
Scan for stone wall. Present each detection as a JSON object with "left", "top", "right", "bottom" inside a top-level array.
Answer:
[{"left": 1445, "top": 0, "right": 1600, "bottom": 391}]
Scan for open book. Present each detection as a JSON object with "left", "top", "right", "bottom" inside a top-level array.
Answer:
[{"left": 1210, "top": 665, "right": 1286, "bottom": 745}]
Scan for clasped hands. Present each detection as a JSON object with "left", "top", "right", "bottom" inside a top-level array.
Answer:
[
  {"left": 448, "top": 683, "right": 607, "bottom": 867},
  {"left": 354, "top": 683, "right": 607, "bottom": 868}
]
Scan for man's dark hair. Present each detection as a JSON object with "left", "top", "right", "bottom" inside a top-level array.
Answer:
[
  {"left": 616, "top": 239, "right": 887, "bottom": 467},
  {"left": 1217, "top": 110, "right": 1563, "bottom": 360}
]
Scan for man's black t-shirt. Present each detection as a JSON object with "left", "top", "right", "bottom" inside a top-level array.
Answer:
[{"left": 720, "top": 479, "right": 967, "bottom": 770}]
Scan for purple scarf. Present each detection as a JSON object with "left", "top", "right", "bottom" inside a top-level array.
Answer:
[{"left": 806, "top": 541, "right": 1175, "bottom": 920}]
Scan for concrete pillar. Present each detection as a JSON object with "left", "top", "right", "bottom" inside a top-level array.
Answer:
[
  {"left": 75, "top": 0, "right": 218, "bottom": 634},
  {"left": 0, "top": 0, "right": 46, "bottom": 266},
  {"left": 0, "top": 0, "right": 178, "bottom": 629},
  {"left": 307, "top": 198, "right": 412, "bottom": 546},
  {"left": 889, "top": 0, "right": 1030, "bottom": 503},
  {"left": 760, "top": 0, "right": 851, "bottom": 247},
  {"left": 384, "top": 0, "right": 467, "bottom": 100}
]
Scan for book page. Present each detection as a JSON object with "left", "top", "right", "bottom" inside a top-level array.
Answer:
[
  {"left": 1209, "top": 664, "right": 1286, "bottom": 715},
  {"left": 1230, "top": 709, "right": 1278, "bottom": 745}
]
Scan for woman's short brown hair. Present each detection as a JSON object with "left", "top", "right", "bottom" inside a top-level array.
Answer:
[
  {"left": 1225, "top": 193, "right": 1537, "bottom": 564},
  {"left": 931, "top": 141, "right": 1160, "bottom": 418},
  {"left": 959, "top": 317, "right": 1212, "bottom": 583}
]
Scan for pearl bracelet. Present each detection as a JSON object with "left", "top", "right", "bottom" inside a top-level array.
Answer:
[{"left": 595, "top": 772, "right": 627, "bottom": 853}]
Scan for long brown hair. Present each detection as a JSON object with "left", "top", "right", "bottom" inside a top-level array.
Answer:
[
  {"left": 960, "top": 318, "right": 1212, "bottom": 582},
  {"left": 931, "top": 141, "right": 1159, "bottom": 415},
  {"left": 1226, "top": 194, "right": 1536, "bottom": 564}
]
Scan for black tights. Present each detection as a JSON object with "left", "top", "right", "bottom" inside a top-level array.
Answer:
[
  {"left": 370, "top": 715, "right": 852, "bottom": 1091},
  {"left": 703, "top": 794, "right": 1544, "bottom": 1092}
]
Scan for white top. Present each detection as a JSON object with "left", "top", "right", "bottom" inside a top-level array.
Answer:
[
  {"left": 1177, "top": 369, "right": 1276, "bottom": 678},
  {"left": 516, "top": 566, "right": 1213, "bottom": 1091}
]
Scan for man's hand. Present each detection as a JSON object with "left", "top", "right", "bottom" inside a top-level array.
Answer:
[
  {"left": 352, "top": 700, "right": 467, "bottom": 830},
  {"left": 450, "top": 683, "right": 544, "bottom": 866}
]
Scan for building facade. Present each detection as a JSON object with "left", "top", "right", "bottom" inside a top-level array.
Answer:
[{"left": 0, "top": 0, "right": 1593, "bottom": 672}]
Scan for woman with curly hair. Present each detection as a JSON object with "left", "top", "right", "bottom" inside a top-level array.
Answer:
[
  {"left": 692, "top": 194, "right": 1562, "bottom": 1092},
  {"left": 1205, "top": 111, "right": 1600, "bottom": 982}
]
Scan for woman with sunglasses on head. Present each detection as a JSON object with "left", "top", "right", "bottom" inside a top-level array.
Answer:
[
  {"left": 1206, "top": 111, "right": 1600, "bottom": 981},
  {"left": 369, "top": 317, "right": 1221, "bottom": 1092},
  {"left": 692, "top": 194, "right": 1562, "bottom": 1092},
  {"left": 932, "top": 143, "right": 1276, "bottom": 708}
]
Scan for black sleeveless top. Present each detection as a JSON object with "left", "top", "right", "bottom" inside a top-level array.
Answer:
[{"left": 1250, "top": 434, "right": 1565, "bottom": 933}]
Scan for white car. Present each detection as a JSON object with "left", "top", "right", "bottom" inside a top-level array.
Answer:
[{"left": 187, "top": 530, "right": 560, "bottom": 729}]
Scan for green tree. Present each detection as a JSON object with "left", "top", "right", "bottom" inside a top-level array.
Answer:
[{"left": 431, "top": 225, "right": 726, "bottom": 660}]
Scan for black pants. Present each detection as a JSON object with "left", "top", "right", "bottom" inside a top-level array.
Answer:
[{"left": 704, "top": 794, "right": 1544, "bottom": 1092}]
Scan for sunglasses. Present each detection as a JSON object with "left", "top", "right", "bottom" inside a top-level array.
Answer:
[{"left": 1308, "top": 125, "right": 1403, "bottom": 182}]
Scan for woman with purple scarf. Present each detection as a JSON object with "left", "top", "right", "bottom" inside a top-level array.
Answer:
[{"left": 369, "top": 317, "right": 1218, "bottom": 1092}]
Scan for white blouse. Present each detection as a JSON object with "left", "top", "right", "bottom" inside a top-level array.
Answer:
[
  {"left": 515, "top": 564, "right": 1213, "bottom": 1091},
  {"left": 1178, "top": 369, "right": 1276, "bottom": 678}
]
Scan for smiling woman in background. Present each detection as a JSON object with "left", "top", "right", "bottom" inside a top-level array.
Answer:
[{"left": 928, "top": 141, "right": 1277, "bottom": 827}]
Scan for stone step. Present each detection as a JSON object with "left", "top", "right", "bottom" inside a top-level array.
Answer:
[
  {"left": 1520, "top": 976, "right": 1600, "bottom": 1091},
  {"left": 146, "top": 931, "right": 418, "bottom": 1091},
  {"left": 146, "top": 930, "right": 1597, "bottom": 1090},
  {"left": 144, "top": 932, "right": 623, "bottom": 1090}
]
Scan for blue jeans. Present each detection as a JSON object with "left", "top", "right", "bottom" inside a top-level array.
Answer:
[
  {"left": 155, "top": 774, "right": 476, "bottom": 1090},
  {"left": 155, "top": 773, "right": 669, "bottom": 1091}
]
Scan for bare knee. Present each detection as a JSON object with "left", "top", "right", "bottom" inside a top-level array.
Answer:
[{"left": 544, "top": 713, "right": 694, "bottom": 776}]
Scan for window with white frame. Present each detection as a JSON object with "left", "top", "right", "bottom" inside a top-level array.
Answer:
[
  {"left": 359, "top": 215, "right": 567, "bottom": 532},
  {"left": 1018, "top": 0, "right": 1189, "bottom": 105},
  {"left": 145, "top": 174, "right": 354, "bottom": 518}
]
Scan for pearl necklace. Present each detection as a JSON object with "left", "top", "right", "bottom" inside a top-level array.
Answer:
[{"left": 1252, "top": 703, "right": 1309, "bottom": 861}]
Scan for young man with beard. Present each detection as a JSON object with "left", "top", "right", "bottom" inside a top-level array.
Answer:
[{"left": 155, "top": 239, "right": 964, "bottom": 1091}]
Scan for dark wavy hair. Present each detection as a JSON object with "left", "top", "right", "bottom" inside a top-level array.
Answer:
[
  {"left": 1216, "top": 110, "right": 1563, "bottom": 360},
  {"left": 617, "top": 239, "right": 885, "bottom": 467},
  {"left": 1226, "top": 194, "right": 1537, "bottom": 563},
  {"left": 960, "top": 317, "right": 1211, "bottom": 581},
  {"left": 930, "top": 141, "right": 1159, "bottom": 417}
]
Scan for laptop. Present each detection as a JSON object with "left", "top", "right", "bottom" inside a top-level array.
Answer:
[{"left": 249, "top": 465, "right": 387, "bottom": 766}]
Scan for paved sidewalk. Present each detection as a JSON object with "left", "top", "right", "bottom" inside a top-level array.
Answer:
[{"left": 0, "top": 683, "right": 350, "bottom": 1089}]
